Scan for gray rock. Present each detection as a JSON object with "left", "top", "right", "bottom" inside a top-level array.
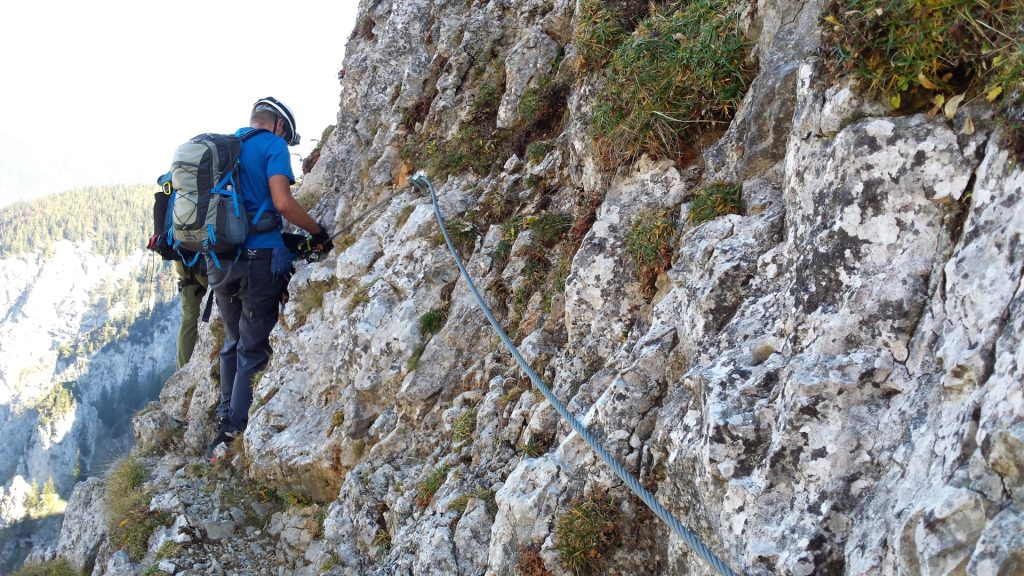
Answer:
[
  {"left": 46, "top": 1, "right": 1024, "bottom": 575},
  {"left": 101, "top": 550, "right": 134, "bottom": 576},
  {"left": 203, "top": 520, "right": 236, "bottom": 541},
  {"left": 55, "top": 477, "right": 108, "bottom": 573},
  {"left": 968, "top": 504, "right": 1024, "bottom": 574},
  {"left": 900, "top": 487, "right": 987, "bottom": 574},
  {"left": 496, "top": 27, "right": 560, "bottom": 129},
  {"left": 454, "top": 498, "right": 492, "bottom": 575}
]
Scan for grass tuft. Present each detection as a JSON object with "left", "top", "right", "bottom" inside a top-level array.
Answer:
[
  {"left": 106, "top": 456, "right": 147, "bottom": 521},
  {"left": 497, "top": 386, "right": 527, "bottom": 412},
  {"left": 220, "top": 479, "right": 285, "bottom": 527},
  {"left": 105, "top": 456, "right": 176, "bottom": 561},
  {"left": 372, "top": 529, "right": 392, "bottom": 551},
  {"left": 10, "top": 559, "right": 78, "bottom": 576},
  {"left": 994, "top": 45, "right": 1024, "bottom": 157},
  {"left": 155, "top": 541, "right": 183, "bottom": 560},
  {"left": 209, "top": 317, "right": 226, "bottom": 362},
  {"left": 497, "top": 211, "right": 575, "bottom": 327},
  {"left": 553, "top": 495, "right": 621, "bottom": 575},
  {"left": 292, "top": 277, "right": 341, "bottom": 327},
  {"left": 515, "top": 545, "right": 554, "bottom": 575},
  {"left": 447, "top": 488, "right": 497, "bottom": 518},
  {"left": 592, "top": 0, "right": 753, "bottom": 166},
  {"left": 184, "top": 462, "right": 211, "bottom": 479},
  {"left": 436, "top": 219, "right": 481, "bottom": 255},
  {"left": 473, "top": 81, "right": 502, "bottom": 119},
  {"left": 451, "top": 408, "right": 477, "bottom": 443},
  {"left": 521, "top": 438, "right": 543, "bottom": 458},
  {"left": 404, "top": 58, "right": 567, "bottom": 183},
  {"left": 525, "top": 141, "right": 556, "bottom": 164},
  {"left": 424, "top": 127, "right": 506, "bottom": 181},
  {"left": 301, "top": 125, "right": 335, "bottom": 176},
  {"left": 480, "top": 187, "right": 518, "bottom": 224},
  {"left": 346, "top": 281, "right": 375, "bottom": 312},
  {"left": 328, "top": 411, "right": 345, "bottom": 435},
  {"left": 528, "top": 212, "right": 573, "bottom": 247},
  {"left": 321, "top": 551, "right": 341, "bottom": 571},
  {"left": 574, "top": 0, "right": 652, "bottom": 71},
  {"left": 249, "top": 386, "right": 278, "bottom": 415},
  {"left": 407, "top": 342, "right": 427, "bottom": 371},
  {"left": 822, "top": 0, "right": 1023, "bottom": 109},
  {"left": 419, "top": 308, "right": 448, "bottom": 337},
  {"left": 625, "top": 209, "right": 677, "bottom": 295},
  {"left": 688, "top": 181, "right": 742, "bottom": 224},
  {"left": 519, "top": 75, "right": 567, "bottom": 131},
  {"left": 415, "top": 465, "right": 449, "bottom": 507}
]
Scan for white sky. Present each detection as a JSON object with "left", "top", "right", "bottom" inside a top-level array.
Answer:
[{"left": 0, "top": 0, "right": 359, "bottom": 207}]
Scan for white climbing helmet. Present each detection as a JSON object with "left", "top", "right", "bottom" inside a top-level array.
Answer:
[{"left": 253, "top": 96, "right": 301, "bottom": 146}]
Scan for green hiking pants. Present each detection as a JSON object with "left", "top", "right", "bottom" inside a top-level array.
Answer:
[{"left": 175, "top": 260, "right": 209, "bottom": 369}]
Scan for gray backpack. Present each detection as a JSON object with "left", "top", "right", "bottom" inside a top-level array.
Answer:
[{"left": 169, "top": 129, "right": 280, "bottom": 268}]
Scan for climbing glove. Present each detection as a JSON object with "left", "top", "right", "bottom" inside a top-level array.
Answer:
[
  {"left": 305, "top": 222, "right": 334, "bottom": 262},
  {"left": 311, "top": 222, "right": 332, "bottom": 245},
  {"left": 287, "top": 222, "right": 334, "bottom": 263}
]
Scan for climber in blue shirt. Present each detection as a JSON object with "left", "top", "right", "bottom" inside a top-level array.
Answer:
[
  {"left": 205, "top": 97, "right": 334, "bottom": 459},
  {"left": 232, "top": 124, "right": 294, "bottom": 250}
]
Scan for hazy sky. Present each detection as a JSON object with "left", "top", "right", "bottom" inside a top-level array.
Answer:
[{"left": 0, "top": 0, "right": 359, "bottom": 206}]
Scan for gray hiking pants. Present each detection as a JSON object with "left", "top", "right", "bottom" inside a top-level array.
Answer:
[{"left": 207, "top": 248, "right": 289, "bottom": 434}]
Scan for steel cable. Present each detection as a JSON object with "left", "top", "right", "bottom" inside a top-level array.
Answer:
[{"left": 409, "top": 173, "right": 740, "bottom": 576}]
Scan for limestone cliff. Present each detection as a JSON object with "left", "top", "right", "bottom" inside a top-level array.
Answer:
[
  {"left": 55, "top": 0, "right": 1023, "bottom": 575},
  {"left": 0, "top": 239, "right": 178, "bottom": 572}
]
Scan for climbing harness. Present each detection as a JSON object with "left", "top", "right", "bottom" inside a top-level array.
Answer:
[{"left": 409, "top": 173, "right": 741, "bottom": 576}]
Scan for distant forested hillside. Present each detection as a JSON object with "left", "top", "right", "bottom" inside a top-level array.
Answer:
[{"left": 0, "top": 184, "right": 154, "bottom": 259}]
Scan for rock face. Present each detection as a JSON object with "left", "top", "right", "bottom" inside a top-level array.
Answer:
[
  {"left": 53, "top": 477, "right": 108, "bottom": 573},
  {"left": 0, "top": 241, "right": 178, "bottom": 569},
  {"left": 56, "top": 0, "right": 1023, "bottom": 575}
]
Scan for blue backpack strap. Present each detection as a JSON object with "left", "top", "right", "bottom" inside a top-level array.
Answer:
[
  {"left": 235, "top": 130, "right": 277, "bottom": 228},
  {"left": 172, "top": 239, "right": 195, "bottom": 265},
  {"left": 214, "top": 170, "right": 232, "bottom": 191},
  {"left": 250, "top": 198, "right": 271, "bottom": 226},
  {"left": 206, "top": 247, "right": 241, "bottom": 272},
  {"left": 180, "top": 249, "right": 201, "bottom": 267},
  {"left": 157, "top": 171, "right": 173, "bottom": 189},
  {"left": 230, "top": 176, "right": 240, "bottom": 217},
  {"left": 213, "top": 171, "right": 241, "bottom": 216},
  {"left": 166, "top": 189, "right": 176, "bottom": 242}
]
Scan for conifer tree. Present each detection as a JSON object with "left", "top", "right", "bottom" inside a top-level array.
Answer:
[
  {"left": 40, "top": 477, "right": 61, "bottom": 514},
  {"left": 23, "top": 479, "right": 40, "bottom": 514}
]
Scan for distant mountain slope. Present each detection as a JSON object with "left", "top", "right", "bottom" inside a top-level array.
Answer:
[
  {"left": 0, "top": 185, "right": 179, "bottom": 572},
  {"left": 0, "top": 184, "right": 153, "bottom": 260}
]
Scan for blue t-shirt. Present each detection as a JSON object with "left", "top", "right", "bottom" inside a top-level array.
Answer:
[{"left": 235, "top": 127, "right": 295, "bottom": 249}]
